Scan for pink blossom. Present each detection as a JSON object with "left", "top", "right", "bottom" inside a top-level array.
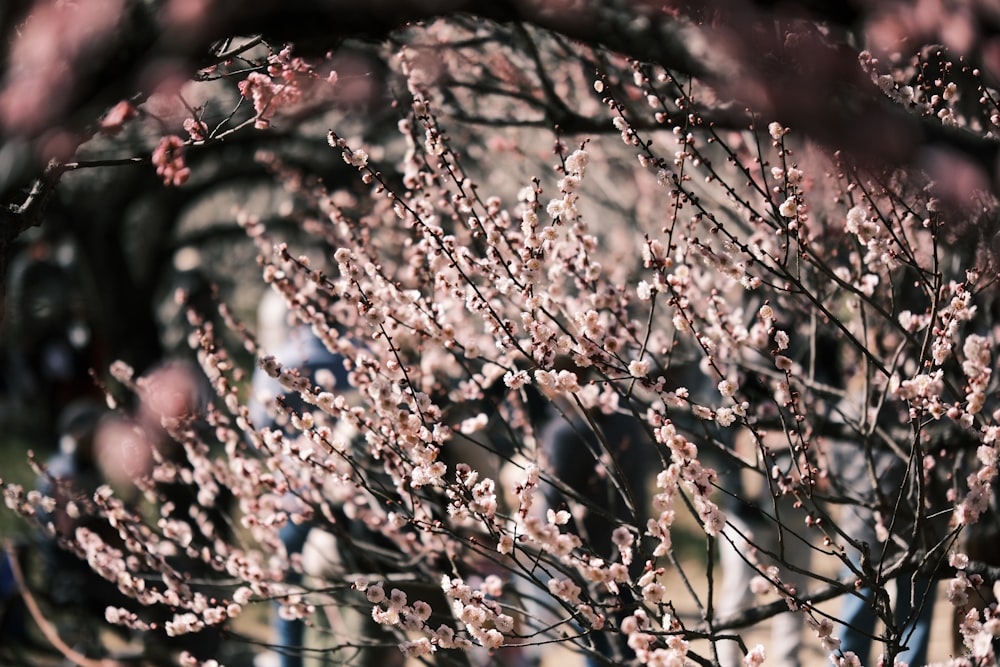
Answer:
[
  {"left": 99, "top": 101, "right": 138, "bottom": 135},
  {"left": 152, "top": 135, "right": 191, "bottom": 187}
]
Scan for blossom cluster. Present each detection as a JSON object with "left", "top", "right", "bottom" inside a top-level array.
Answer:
[
  {"left": 238, "top": 45, "right": 338, "bottom": 130},
  {"left": 152, "top": 135, "right": 190, "bottom": 186},
  {"left": 8, "top": 26, "right": 1000, "bottom": 667}
]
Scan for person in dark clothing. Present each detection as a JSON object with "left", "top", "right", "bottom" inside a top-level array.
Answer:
[
  {"left": 0, "top": 543, "right": 28, "bottom": 650},
  {"left": 36, "top": 400, "right": 110, "bottom": 603},
  {"left": 35, "top": 399, "right": 132, "bottom": 656},
  {"left": 541, "top": 410, "right": 651, "bottom": 564},
  {"left": 538, "top": 362, "right": 654, "bottom": 667},
  {"left": 249, "top": 291, "right": 354, "bottom": 667}
]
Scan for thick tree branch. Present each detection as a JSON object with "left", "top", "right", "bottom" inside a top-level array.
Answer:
[{"left": 2, "top": 0, "right": 996, "bottom": 205}]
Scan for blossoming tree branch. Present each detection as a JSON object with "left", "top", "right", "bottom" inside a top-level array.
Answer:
[{"left": 3, "top": 1, "right": 1000, "bottom": 666}]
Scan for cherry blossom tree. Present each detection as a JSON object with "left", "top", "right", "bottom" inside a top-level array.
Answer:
[{"left": 4, "top": 2, "right": 1000, "bottom": 667}]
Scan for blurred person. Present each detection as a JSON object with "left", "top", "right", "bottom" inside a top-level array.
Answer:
[
  {"left": 248, "top": 290, "right": 357, "bottom": 667},
  {"left": 135, "top": 358, "right": 231, "bottom": 554},
  {"left": 0, "top": 543, "right": 28, "bottom": 650},
  {"left": 827, "top": 441, "right": 938, "bottom": 667},
  {"left": 6, "top": 237, "right": 104, "bottom": 435},
  {"left": 825, "top": 381, "right": 947, "bottom": 667},
  {"left": 540, "top": 403, "right": 652, "bottom": 570},
  {"left": 538, "top": 357, "right": 655, "bottom": 667},
  {"left": 440, "top": 379, "right": 552, "bottom": 667},
  {"left": 35, "top": 398, "right": 132, "bottom": 656},
  {"left": 36, "top": 399, "right": 110, "bottom": 598},
  {"left": 637, "top": 354, "right": 809, "bottom": 667},
  {"left": 713, "top": 432, "right": 813, "bottom": 667},
  {"left": 93, "top": 357, "right": 231, "bottom": 661}
]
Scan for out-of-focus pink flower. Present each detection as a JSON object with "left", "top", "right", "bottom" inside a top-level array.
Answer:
[
  {"left": 94, "top": 415, "right": 154, "bottom": 485},
  {"left": 138, "top": 359, "right": 204, "bottom": 423},
  {"left": 99, "top": 101, "right": 138, "bottom": 136},
  {"left": 0, "top": 0, "right": 125, "bottom": 136},
  {"left": 163, "top": 0, "right": 210, "bottom": 32}
]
